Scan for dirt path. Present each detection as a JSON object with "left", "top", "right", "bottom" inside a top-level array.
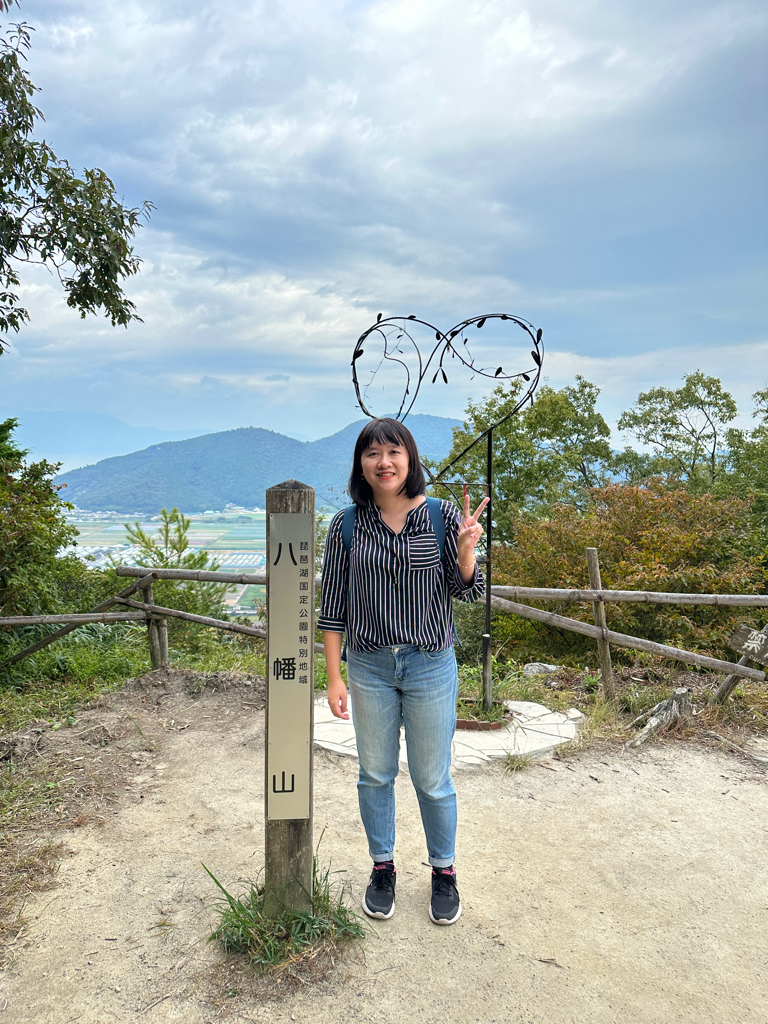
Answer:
[{"left": 1, "top": 669, "right": 767, "bottom": 1023}]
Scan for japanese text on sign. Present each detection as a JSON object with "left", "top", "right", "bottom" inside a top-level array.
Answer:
[
  {"left": 728, "top": 624, "right": 768, "bottom": 666},
  {"left": 267, "top": 515, "right": 313, "bottom": 820}
]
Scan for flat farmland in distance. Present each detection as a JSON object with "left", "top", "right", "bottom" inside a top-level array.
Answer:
[
  {"left": 67, "top": 513, "right": 268, "bottom": 574},
  {"left": 70, "top": 514, "right": 264, "bottom": 549},
  {"left": 67, "top": 510, "right": 331, "bottom": 580}
]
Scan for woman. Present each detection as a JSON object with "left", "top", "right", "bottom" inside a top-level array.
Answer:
[{"left": 319, "top": 417, "right": 487, "bottom": 926}]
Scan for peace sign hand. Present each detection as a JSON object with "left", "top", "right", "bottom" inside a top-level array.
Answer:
[{"left": 457, "top": 485, "right": 489, "bottom": 566}]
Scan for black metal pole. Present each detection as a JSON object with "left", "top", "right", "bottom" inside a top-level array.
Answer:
[{"left": 482, "top": 427, "right": 493, "bottom": 710}]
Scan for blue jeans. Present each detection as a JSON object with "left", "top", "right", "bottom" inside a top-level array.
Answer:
[{"left": 347, "top": 645, "right": 458, "bottom": 869}]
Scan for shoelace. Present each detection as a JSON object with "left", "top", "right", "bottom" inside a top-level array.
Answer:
[
  {"left": 432, "top": 870, "right": 457, "bottom": 897},
  {"left": 372, "top": 866, "right": 395, "bottom": 891}
]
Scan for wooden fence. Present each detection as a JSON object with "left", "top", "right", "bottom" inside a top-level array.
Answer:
[
  {"left": 488, "top": 547, "right": 767, "bottom": 702},
  {"left": 1, "top": 553, "right": 765, "bottom": 704},
  {"left": 0, "top": 568, "right": 324, "bottom": 673}
]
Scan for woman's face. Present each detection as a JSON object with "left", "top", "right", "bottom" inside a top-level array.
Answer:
[{"left": 360, "top": 437, "right": 410, "bottom": 499}]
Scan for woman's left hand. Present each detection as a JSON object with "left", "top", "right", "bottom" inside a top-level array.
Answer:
[{"left": 457, "top": 490, "right": 489, "bottom": 565}]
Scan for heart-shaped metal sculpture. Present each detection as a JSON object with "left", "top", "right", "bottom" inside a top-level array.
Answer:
[
  {"left": 351, "top": 312, "right": 543, "bottom": 481},
  {"left": 350, "top": 311, "right": 544, "bottom": 713}
]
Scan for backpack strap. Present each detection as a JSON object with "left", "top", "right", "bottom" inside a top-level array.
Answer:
[
  {"left": 341, "top": 504, "right": 357, "bottom": 557},
  {"left": 340, "top": 498, "right": 445, "bottom": 557},
  {"left": 425, "top": 496, "right": 446, "bottom": 558}
]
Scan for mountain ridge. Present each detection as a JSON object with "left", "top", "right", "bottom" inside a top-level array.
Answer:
[{"left": 56, "top": 415, "right": 461, "bottom": 513}]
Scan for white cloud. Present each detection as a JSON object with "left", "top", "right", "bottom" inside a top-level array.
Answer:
[
  {"left": 2, "top": 0, "right": 764, "bottom": 442},
  {"left": 543, "top": 338, "right": 768, "bottom": 436}
]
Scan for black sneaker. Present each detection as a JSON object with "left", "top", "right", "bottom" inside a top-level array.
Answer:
[
  {"left": 362, "top": 861, "right": 396, "bottom": 919},
  {"left": 429, "top": 866, "right": 461, "bottom": 925}
]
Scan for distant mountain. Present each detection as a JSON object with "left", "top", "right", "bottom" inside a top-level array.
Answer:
[
  {"left": 56, "top": 415, "right": 461, "bottom": 513},
  {"left": 0, "top": 410, "right": 207, "bottom": 472}
]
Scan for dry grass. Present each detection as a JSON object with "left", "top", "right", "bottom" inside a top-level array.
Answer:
[
  {"left": 0, "top": 836, "right": 63, "bottom": 951},
  {"left": 504, "top": 753, "right": 532, "bottom": 772},
  {"left": 0, "top": 750, "right": 79, "bottom": 951}
]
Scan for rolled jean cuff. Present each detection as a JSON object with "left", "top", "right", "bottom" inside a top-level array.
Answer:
[
  {"left": 373, "top": 854, "right": 395, "bottom": 864},
  {"left": 429, "top": 856, "right": 455, "bottom": 869}
]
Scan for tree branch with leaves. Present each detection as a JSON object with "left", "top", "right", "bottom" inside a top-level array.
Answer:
[{"left": 0, "top": 2, "right": 153, "bottom": 353}]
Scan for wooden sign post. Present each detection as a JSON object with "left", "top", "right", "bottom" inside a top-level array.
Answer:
[{"left": 265, "top": 480, "right": 315, "bottom": 912}]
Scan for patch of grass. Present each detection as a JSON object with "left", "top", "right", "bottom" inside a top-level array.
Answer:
[
  {"left": 493, "top": 661, "right": 578, "bottom": 712},
  {"left": 456, "top": 699, "right": 506, "bottom": 723},
  {"left": 204, "top": 851, "right": 365, "bottom": 974},
  {"left": 695, "top": 682, "right": 768, "bottom": 735},
  {"left": 504, "top": 753, "right": 531, "bottom": 773},
  {"left": 167, "top": 626, "right": 267, "bottom": 675},
  {"left": 498, "top": 672, "right": 550, "bottom": 704},
  {"left": 564, "top": 696, "right": 624, "bottom": 750},
  {"left": 616, "top": 682, "right": 670, "bottom": 718},
  {"left": 0, "top": 626, "right": 268, "bottom": 732},
  {"left": 0, "top": 760, "right": 67, "bottom": 825},
  {"left": 0, "top": 739, "right": 89, "bottom": 951},
  {"left": 0, "top": 674, "right": 126, "bottom": 733}
]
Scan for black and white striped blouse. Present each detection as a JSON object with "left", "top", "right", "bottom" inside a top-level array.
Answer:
[{"left": 318, "top": 498, "right": 485, "bottom": 653}]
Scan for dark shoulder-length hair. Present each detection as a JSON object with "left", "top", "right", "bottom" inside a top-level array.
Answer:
[{"left": 349, "top": 417, "right": 426, "bottom": 507}]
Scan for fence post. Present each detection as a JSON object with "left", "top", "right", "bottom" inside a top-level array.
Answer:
[
  {"left": 141, "top": 579, "right": 163, "bottom": 670},
  {"left": 265, "top": 480, "right": 315, "bottom": 913},
  {"left": 157, "top": 616, "right": 169, "bottom": 668},
  {"left": 585, "top": 547, "right": 615, "bottom": 701}
]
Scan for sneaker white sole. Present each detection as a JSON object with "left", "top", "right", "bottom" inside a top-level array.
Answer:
[
  {"left": 429, "top": 901, "right": 462, "bottom": 926},
  {"left": 362, "top": 894, "right": 395, "bottom": 920}
]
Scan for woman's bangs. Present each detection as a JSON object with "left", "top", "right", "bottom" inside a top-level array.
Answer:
[{"left": 360, "top": 420, "right": 408, "bottom": 451}]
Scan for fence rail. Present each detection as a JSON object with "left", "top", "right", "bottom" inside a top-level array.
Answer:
[
  {"left": 490, "top": 586, "right": 768, "bottom": 607},
  {"left": 0, "top": 566, "right": 323, "bottom": 672},
  {"left": 0, "top": 612, "right": 148, "bottom": 627},
  {"left": 489, "top": 595, "right": 765, "bottom": 682},
  {"left": 115, "top": 566, "right": 268, "bottom": 585},
  {"left": 113, "top": 562, "right": 768, "bottom": 690},
  {"left": 114, "top": 566, "right": 768, "bottom": 608}
]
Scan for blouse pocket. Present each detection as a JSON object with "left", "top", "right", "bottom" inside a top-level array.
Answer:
[{"left": 408, "top": 534, "right": 441, "bottom": 570}]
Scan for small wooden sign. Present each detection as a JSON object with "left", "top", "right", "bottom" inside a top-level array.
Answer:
[{"left": 728, "top": 624, "right": 768, "bottom": 666}]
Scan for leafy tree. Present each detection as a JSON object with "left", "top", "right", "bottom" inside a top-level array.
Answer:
[
  {"left": 0, "top": 408, "right": 24, "bottom": 459},
  {"left": 0, "top": 416, "right": 77, "bottom": 617},
  {"left": 430, "top": 375, "right": 614, "bottom": 541},
  {"left": 0, "top": 2, "right": 152, "bottom": 352},
  {"left": 529, "top": 376, "right": 613, "bottom": 488},
  {"left": 617, "top": 371, "right": 737, "bottom": 488},
  {"left": 722, "top": 384, "right": 768, "bottom": 527},
  {"left": 123, "top": 507, "right": 229, "bottom": 621}
]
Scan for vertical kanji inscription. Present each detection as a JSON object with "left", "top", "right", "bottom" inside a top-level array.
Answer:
[{"left": 266, "top": 512, "right": 313, "bottom": 820}]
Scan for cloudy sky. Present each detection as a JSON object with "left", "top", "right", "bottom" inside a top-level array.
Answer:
[{"left": 2, "top": 0, "right": 766, "bottom": 442}]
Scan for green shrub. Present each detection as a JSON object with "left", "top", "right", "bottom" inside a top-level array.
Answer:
[{"left": 493, "top": 483, "right": 766, "bottom": 664}]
